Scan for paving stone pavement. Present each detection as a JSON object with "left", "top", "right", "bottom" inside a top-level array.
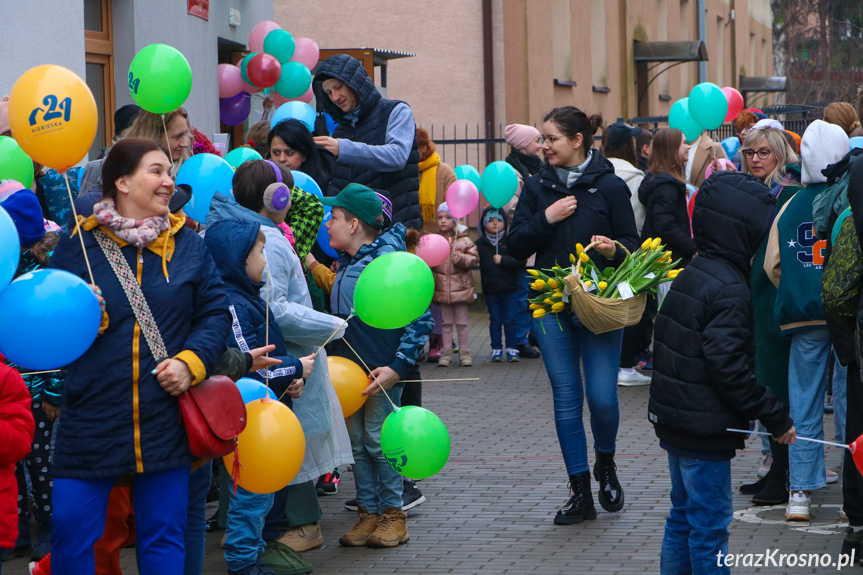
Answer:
[{"left": 5, "top": 312, "right": 850, "bottom": 574}]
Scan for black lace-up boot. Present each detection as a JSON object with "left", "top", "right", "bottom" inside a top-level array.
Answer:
[
  {"left": 554, "top": 471, "right": 597, "bottom": 525},
  {"left": 593, "top": 450, "right": 625, "bottom": 512}
]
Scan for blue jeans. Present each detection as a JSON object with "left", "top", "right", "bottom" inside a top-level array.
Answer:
[
  {"left": 184, "top": 461, "right": 211, "bottom": 575},
  {"left": 346, "top": 384, "right": 403, "bottom": 513},
  {"left": 515, "top": 275, "right": 531, "bottom": 345},
  {"left": 834, "top": 358, "right": 848, "bottom": 444},
  {"left": 788, "top": 328, "right": 831, "bottom": 491},
  {"left": 52, "top": 466, "right": 190, "bottom": 575},
  {"left": 532, "top": 314, "right": 623, "bottom": 474},
  {"left": 486, "top": 291, "right": 520, "bottom": 350},
  {"left": 661, "top": 453, "right": 731, "bottom": 575},
  {"left": 224, "top": 486, "right": 275, "bottom": 571}
]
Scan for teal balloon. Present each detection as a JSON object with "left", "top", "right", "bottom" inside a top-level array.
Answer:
[
  {"left": 239, "top": 53, "right": 259, "bottom": 85},
  {"left": 224, "top": 147, "right": 263, "bottom": 169},
  {"left": 454, "top": 164, "right": 481, "bottom": 192},
  {"left": 353, "top": 251, "right": 433, "bottom": 329},
  {"left": 381, "top": 406, "right": 451, "bottom": 480},
  {"left": 669, "top": 98, "right": 703, "bottom": 143},
  {"left": 480, "top": 161, "right": 518, "bottom": 208},
  {"left": 128, "top": 44, "right": 193, "bottom": 114},
  {"left": 0, "top": 137, "right": 34, "bottom": 188},
  {"left": 263, "top": 29, "right": 295, "bottom": 64},
  {"left": 274, "top": 62, "right": 312, "bottom": 99},
  {"left": 688, "top": 82, "right": 728, "bottom": 131},
  {"left": 0, "top": 206, "right": 20, "bottom": 292}
]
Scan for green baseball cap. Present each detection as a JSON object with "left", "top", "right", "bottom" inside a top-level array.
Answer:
[{"left": 321, "top": 183, "right": 384, "bottom": 229}]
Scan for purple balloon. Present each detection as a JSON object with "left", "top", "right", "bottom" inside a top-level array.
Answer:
[{"left": 220, "top": 92, "right": 251, "bottom": 126}]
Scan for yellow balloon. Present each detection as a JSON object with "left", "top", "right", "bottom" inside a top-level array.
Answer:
[
  {"left": 8, "top": 65, "right": 98, "bottom": 173},
  {"left": 328, "top": 356, "right": 368, "bottom": 418},
  {"left": 223, "top": 398, "right": 305, "bottom": 494}
]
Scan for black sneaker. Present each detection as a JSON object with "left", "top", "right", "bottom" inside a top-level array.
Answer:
[
  {"left": 316, "top": 468, "right": 340, "bottom": 496},
  {"left": 402, "top": 479, "right": 426, "bottom": 511},
  {"left": 516, "top": 344, "right": 541, "bottom": 358},
  {"left": 344, "top": 498, "right": 358, "bottom": 512}
]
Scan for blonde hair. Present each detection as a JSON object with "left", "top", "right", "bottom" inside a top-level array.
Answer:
[
  {"left": 123, "top": 107, "right": 191, "bottom": 164},
  {"left": 741, "top": 127, "right": 800, "bottom": 188},
  {"left": 824, "top": 102, "right": 862, "bottom": 137}
]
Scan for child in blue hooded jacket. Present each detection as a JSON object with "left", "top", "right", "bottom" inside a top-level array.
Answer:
[{"left": 205, "top": 219, "right": 314, "bottom": 575}]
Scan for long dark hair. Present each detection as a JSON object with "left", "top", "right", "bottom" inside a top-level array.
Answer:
[
  {"left": 101, "top": 138, "right": 170, "bottom": 200},
  {"left": 267, "top": 119, "right": 324, "bottom": 184},
  {"left": 543, "top": 106, "right": 604, "bottom": 150}
]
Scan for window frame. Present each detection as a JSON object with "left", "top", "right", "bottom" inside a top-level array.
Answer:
[{"left": 85, "top": 0, "right": 115, "bottom": 155}]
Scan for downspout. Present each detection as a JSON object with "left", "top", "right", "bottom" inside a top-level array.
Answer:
[
  {"left": 729, "top": 0, "right": 737, "bottom": 88},
  {"left": 697, "top": 0, "right": 707, "bottom": 82},
  {"left": 482, "top": 0, "right": 495, "bottom": 165}
]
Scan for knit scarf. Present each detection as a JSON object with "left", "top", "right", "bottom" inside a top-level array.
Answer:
[
  {"left": 554, "top": 150, "right": 593, "bottom": 188},
  {"left": 93, "top": 199, "right": 171, "bottom": 249},
  {"left": 419, "top": 152, "right": 441, "bottom": 224}
]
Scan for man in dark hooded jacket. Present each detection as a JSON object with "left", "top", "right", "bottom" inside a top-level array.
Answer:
[
  {"left": 648, "top": 171, "right": 796, "bottom": 574},
  {"left": 313, "top": 54, "right": 422, "bottom": 230}
]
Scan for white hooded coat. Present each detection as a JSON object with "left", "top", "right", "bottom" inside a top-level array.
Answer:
[
  {"left": 608, "top": 157, "right": 647, "bottom": 234},
  {"left": 801, "top": 120, "right": 850, "bottom": 185}
]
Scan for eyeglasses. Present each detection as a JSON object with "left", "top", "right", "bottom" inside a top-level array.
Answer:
[
  {"left": 539, "top": 136, "right": 561, "bottom": 145},
  {"left": 741, "top": 147, "right": 773, "bottom": 160}
]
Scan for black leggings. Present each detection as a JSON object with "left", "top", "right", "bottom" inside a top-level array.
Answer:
[
  {"left": 15, "top": 400, "right": 54, "bottom": 534},
  {"left": 843, "top": 362, "right": 863, "bottom": 525}
]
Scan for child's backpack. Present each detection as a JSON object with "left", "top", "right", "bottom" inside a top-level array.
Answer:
[{"left": 813, "top": 151, "right": 861, "bottom": 240}]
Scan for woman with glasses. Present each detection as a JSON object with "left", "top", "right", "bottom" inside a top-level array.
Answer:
[
  {"left": 737, "top": 127, "right": 803, "bottom": 507},
  {"left": 509, "top": 106, "right": 639, "bottom": 525}
]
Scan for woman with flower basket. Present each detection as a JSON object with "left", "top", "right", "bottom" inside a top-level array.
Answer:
[{"left": 509, "top": 106, "right": 641, "bottom": 525}]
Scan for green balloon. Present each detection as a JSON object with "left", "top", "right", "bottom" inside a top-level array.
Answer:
[
  {"left": 224, "top": 147, "right": 263, "bottom": 169},
  {"left": 128, "top": 44, "right": 193, "bottom": 114},
  {"left": 381, "top": 406, "right": 451, "bottom": 480},
  {"left": 239, "top": 53, "right": 259, "bottom": 85},
  {"left": 274, "top": 62, "right": 312, "bottom": 99},
  {"left": 480, "top": 161, "right": 518, "bottom": 209},
  {"left": 454, "top": 164, "right": 481, "bottom": 191},
  {"left": 263, "top": 29, "right": 295, "bottom": 64},
  {"left": 0, "top": 136, "right": 34, "bottom": 188},
  {"left": 689, "top": 82, "right": 728, "bottom": 131},
  {"left": 354, "top": 251, "right": 433, "bottom": 329},
  {"left": 668, "top": 98, "right": 703, "bottom": 144}
]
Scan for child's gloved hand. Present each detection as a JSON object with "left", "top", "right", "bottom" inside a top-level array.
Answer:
[{"left": 300, "top": 354, "right": 315, "bottom": 379}]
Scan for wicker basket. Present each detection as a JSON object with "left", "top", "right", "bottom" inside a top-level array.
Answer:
[{"left": 562, "top": 241, "right": 647, "bottom": 334}]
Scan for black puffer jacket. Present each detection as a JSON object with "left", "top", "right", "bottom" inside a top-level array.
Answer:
[
  {"left": 648, "top": 172, "right": 793, "bottom": 453},
  {"left": 476, "top": 207, "right": 526, "bottom": 295},
  {"left": 509, "top": 152, "right": 639, "bottom": 273},
  {"left": 638, "top": 171, "right": 697, "bottom": 267}
]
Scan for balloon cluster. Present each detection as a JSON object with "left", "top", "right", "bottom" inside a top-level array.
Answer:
[
  {"left": 669, "top": 83, "right": 744, "bottom": 142},
  {"left": 218, "top": 20, "right": 320, "bottom": 126}
]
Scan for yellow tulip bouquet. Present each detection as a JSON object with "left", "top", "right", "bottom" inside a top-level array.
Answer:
[{"left": 527, "top": 237, "right": 682, "bottom": 321}]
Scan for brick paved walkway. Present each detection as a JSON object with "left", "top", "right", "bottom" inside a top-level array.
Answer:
[{"left": 5, "top": 312, "right": 847, "bottom": 574}]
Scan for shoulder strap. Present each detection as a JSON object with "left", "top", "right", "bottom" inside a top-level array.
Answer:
[{"left": 92, "top": 228, "right": 169, "bottom": 362}]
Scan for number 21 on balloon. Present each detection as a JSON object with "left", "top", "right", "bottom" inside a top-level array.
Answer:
[
  {"left": 128, "top": 72, "right": 140, "bottom": 95},
  {"left": 29, "top": 95, "right": 72, "bottom": 126}
]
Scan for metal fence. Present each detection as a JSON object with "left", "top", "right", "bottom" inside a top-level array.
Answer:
[{"left": 422, "top": 123, "right": 510, "bottom": 172}]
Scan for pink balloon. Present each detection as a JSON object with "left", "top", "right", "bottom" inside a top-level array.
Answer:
[
  {"left": 218, "top": 64, "right": 245, "bottom": 99},
  {"left": 241, "top": 78, "right": 264, "bottom": 94},
  {"left": 249, "top": 21, "right": 281, "bottom": 54},
  {"left": 273, "top": 85, "right": 314, "bottom": 107},
  {"left": 722, "top": 87, "right": 744, "bottom": 123},
  {"left": 291, "top": 38, "right": 320, "bottom": 69},
  {"left": 416, "top": 234, "right": 450, "bottom": 267},
  {"left": 445, "top": 180, "right": 479, "bottom": 219},
  {"left": 705, "top": 158, "right": 736, "bottom": 180}
]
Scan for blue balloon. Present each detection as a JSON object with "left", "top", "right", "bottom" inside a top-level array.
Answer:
[
  {"left": 0, "top": 269, "right": 101, "bottom": 369},
  {"left": 176, "top": 153, "right": 235, "bottom": 223},
  {"left": 851, "top": 137, "right": 863, "bottom": 150},
  {"left": 721, "top": 137, "right": 741, "bottom": 158},
  {"left": 235, "top": 377, "right": 277, "bottom": 403},
  {"left": 317, "top": 211, "right": 337, "bottom": 258},
  {"left": 271, "top": 102, "right": 316, "bottom": 132},
  {"left": 0, "top": 206, "right": 20, "bottom": 292}
]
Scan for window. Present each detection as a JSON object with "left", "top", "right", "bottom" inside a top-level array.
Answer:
[{"left": 85, "top": 0, "right": 114, "bottom": 160}]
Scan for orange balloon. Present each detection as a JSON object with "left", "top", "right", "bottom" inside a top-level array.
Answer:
[
  {"left": 328, "top": 356, "right": 368, "bottom": 418},
  {"left": 223, "top": 398, "right": 305, "bottom": 494},
  {"left": 8, "top": 65, "right": 98, "bottom": 173}
]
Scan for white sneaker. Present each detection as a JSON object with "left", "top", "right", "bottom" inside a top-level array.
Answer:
[
  {"left": 757, "top": 454, "right": 773, "bottom": 478},
  {"left": 786, "top": 490, "right": 812, "bottom": 521},
  {"left": 827, "top": 469, "right": 839, "bottom": 484},
  {"left": 617, "top": 368, "right": 651, "bottom": 387}
]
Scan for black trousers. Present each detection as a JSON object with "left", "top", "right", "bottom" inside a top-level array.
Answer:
[
  {"left": 843, "top": 362, "right": 863, "bottom": 525},
  {"left": 619, "top": 296, "right": 658, "bottom": 368}
]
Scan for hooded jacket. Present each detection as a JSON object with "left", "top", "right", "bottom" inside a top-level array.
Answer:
[
  {"left": 638, "top": 171, "right": 697, "bottom": 267},
  {"left": 49, "top": 213, "right": 230, "bottom": 478},
  {"left": 0, "top": 361, "right": 34, "bottom": 549},
  {"left": 328, "top": 224, "right": 433, "bottom": 379},
  {"left": 315, "top": 54, "right": 422, "bottom": 230},
  {"left": 431, "top": 229, "right": 479, "bottom": 305},
  {"left": 476, "top": 207, "right": 526, "bottom": 295},
  {"left": 607, "top": 157, "right": 646, "bottom": 234},
  {"left": 204, "top": 219, "right": 303, "bottom": 400},
  {"left": 509, "top": 153, "right": 639, "bottom": 274},
  {"left": 648, "top": 171, "right": 793, "bottom": 453},
  {"left": 764, "top": 121, "right": 850, "bottom": 333}
]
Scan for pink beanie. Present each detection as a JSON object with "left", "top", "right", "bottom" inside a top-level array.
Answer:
[
  {"left": 504, "top": 124, "right": 540, "bottom": 151},
  {"left": 0, "top": 95, "right": 9, "bottom": 135}
]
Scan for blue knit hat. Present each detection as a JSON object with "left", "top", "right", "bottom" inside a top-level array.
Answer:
[{"left": 0, "top": 180, "right": 45, "bottom": 246}]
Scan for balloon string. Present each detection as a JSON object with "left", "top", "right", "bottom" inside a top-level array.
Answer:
[
  {"left": 399, "top": 378, "right": 480, "bottom": 383},
  {"left": 726, "top": 428, "right": 848, "bottom": 450},
  {"left": 265, "top": 265, "right": 270, "bottom": 391},
  {"left": 63, "top": 172, "right": 95, "bottom": 284},
  {"left": 161, "top": 114, "right": 175, "bottom": 168},
  {"left": 312, "top": 313, "right": 354, "bottom": 358},
  {"left": 342, "top": 337, "right": 398, "bottom": 411},
  {"left": 19, "top": 369, "right": 62, "bottom": 376}
]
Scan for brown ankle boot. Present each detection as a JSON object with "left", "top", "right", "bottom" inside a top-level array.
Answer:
[
  {"left": 338, "top": 506, "right": 380, "bottom": 547},
  {"left": 458, "top": 348, "right": 472, "bottom": 367},
  {"left": 438, "top": 349, "right": 453, "bottom": 367},
  {"left": 366, "top": 506, "right": 409, "bottom": 548}
]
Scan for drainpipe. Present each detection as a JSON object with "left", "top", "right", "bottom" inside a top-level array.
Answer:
[
  {"left": 482, "top": 0, "right": 495, "bottom": 165},
  {"left": 697, "top": 0, "right": 707, "bottom": 82},
  {"left": 729, "top": 0, "right": 737, "bottom": 88}
]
